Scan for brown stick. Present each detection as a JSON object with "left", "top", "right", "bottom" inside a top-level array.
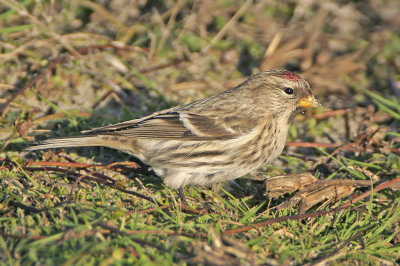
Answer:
[
  {"left": 312, "top": 107, "right": 364, "bottom": 121},
  {"left": 27, "top": 160, "right": 139, "bottom": 170},
  {"left": 285, "top": 142, "right": 356, "bottom": 148},
  {"left": 223, "top": 177, "right": 400, "bottom": 235},
  {"left": 285, "top": 141, "right": 400, "bottom": 153}
]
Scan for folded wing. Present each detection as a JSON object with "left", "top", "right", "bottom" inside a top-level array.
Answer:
[{"left": 83, "top": 111, "right": 240, "bottom": 141}]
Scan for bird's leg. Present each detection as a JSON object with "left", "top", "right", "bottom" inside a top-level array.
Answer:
[{"left": 178, "top": 186, "right": 187, "bottom": 205}]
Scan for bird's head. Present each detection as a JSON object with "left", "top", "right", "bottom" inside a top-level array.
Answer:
[{"left": 243, "top": 70, "right": 319, "bottom": 122}]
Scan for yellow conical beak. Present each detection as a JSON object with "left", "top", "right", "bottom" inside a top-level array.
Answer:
[{"left": 298, "top": 95, "right": 320, "bottom": 108}]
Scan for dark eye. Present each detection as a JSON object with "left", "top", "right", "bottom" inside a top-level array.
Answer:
[{"left": 284, "top": 87, "right": 294, "bottom": 95}]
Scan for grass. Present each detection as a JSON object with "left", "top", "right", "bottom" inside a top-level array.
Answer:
[{"left": 1, "top": 0, "right": 400, "bottom": 264}]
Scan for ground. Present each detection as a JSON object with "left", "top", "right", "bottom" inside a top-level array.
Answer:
[{"left": 0, "top": 0, "right": 400, "bottom": 264}]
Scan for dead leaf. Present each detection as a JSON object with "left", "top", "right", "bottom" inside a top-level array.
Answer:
[
  {"left": 272, "top": 178, "right": 374, "bottom": 213},
  {"left": 16, "top": 119, "right": 33, "bottom": 140},
  {"left": 265, "top": 173, "right": 317, "bottom": 198}
]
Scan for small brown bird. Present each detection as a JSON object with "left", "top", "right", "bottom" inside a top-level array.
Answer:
[{"left": 27, "top": 70, "right": 319, "bottom": 203}]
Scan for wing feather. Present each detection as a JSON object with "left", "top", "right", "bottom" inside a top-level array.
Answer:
[
  {"left": 84, "top": 111, "right": 240, "bottom": 140},
  {"left": 81, "top": 107, "right": 178, "bottom": 134}
]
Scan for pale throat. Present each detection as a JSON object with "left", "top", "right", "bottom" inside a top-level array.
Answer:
[{"left": 275, "top": 108, "right": 295, "bottom": 149}]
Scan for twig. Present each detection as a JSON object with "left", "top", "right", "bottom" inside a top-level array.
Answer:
[
  {"left": 285, "top": 141, "right": 400, "bottom": 153},
  {"left": 297, "top": 179, "right": 374, "bottom": 193},
  {"left": 338, "top": 177, "right": 400, "bottom": 209},
  {"left": 223, "top": 177, "right": 400, "bottom": 235},
  {"left": 312, "top": 108, "right": 364, "bottom": 121},
  {"left": 27, "top": 160, "right": 140, "bottom": 171},
  {"left": 201, "top": 0, "right": 253, "bottom": 54},
  {"left": 139, "top": 57, "right": 187, "bottom": 74},
  {"left": 285, "top": 142, "right": 355, "bottom": 149}
]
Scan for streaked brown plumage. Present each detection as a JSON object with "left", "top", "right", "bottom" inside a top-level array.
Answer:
[{"left": 27, "top": 70, "right": 319, "bottom": 193}]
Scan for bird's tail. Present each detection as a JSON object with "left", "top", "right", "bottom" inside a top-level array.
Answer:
[{"left": 25, "top": 135, "right": 103, "bottom": 151}]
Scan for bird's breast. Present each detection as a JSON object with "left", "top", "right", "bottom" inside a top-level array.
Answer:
[{"left": 252, "top": 120, "right": 289, "bottom": 167}]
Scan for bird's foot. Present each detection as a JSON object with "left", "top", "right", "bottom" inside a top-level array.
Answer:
[{"left": 178, "top": 186, "right": 188, "bottom": 206}]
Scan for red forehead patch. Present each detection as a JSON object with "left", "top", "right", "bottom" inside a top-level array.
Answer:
[{"left": 281, "top": 70, "right": 302, "bottom": 81}]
